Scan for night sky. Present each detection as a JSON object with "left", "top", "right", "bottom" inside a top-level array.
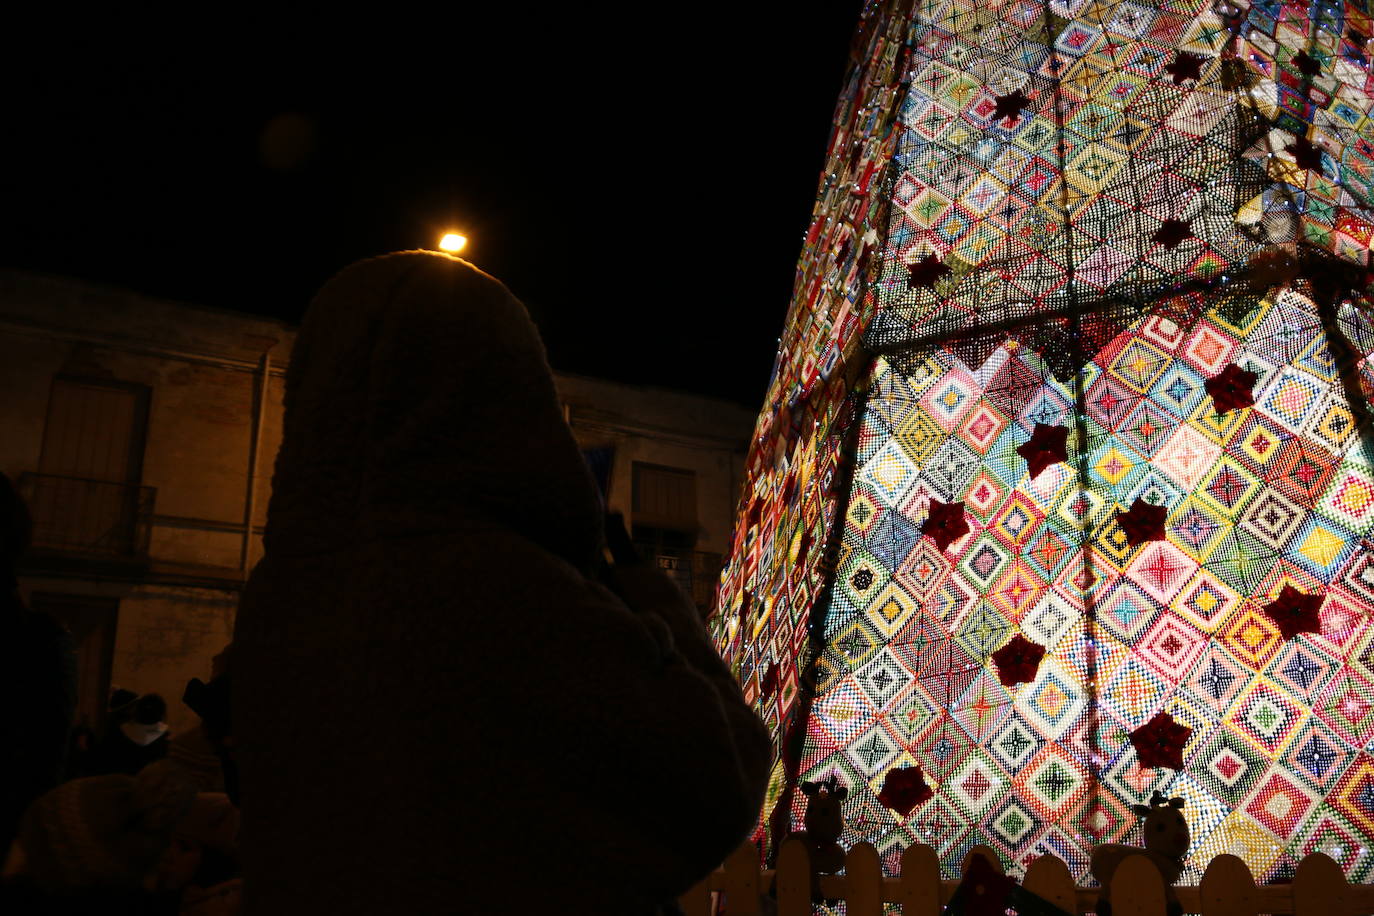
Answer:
[{"left": 2, "top": 6, "right": 860, "bottom": 406}]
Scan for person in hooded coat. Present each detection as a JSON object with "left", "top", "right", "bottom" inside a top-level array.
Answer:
[
  {"left": 231, "top": 251, "right": 771, "bottom": 915},
  {"left": 0, "top": 473, "right": 76, "bottom": 865}
]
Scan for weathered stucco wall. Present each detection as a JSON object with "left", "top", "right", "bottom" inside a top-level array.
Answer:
[
  {"left": 2, "top": 268, "right": 753, "bottom": 738},
  {"left": 0, "top": 273, "right": 293, "bottom": 576},
  {"left": 0, "top": 270, "right": 293, "bottom": 734},
  {"left": 14, "top": 578, "right": 239, "bottom": 737},
  {"left": 557, "top": 372, "right": 753, "bottom": 556}
]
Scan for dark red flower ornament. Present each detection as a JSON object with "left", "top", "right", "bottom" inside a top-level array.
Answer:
[
  {"left": 1129, "top": 712, "right": 1193, "bottom": 770},
  {"left": 1293, "top": 49, "right": 1323, "bottom": 77},
  {"left": 991, "top": 89, "right": 1034, "bottom": 125},
  {"left": 1287, "top": 133, "right": 1327, "bottom": 174},
  {"left": 761, "top": 663, "right": 778, "bottom": 697},
  {"left": 1116, "top": 498, "right": 1168, "bottom": 547},
  {"left": 1165, "top": 51, "right": 1206, "bottom": 83},
  {"left": 877, "top": 765, "right": 934, "bottom": 817},
  {"left": 959, "top": 854, "right": 1019, "bottom": 916},
  {"left": 1151, "top": 219, "right": 1193, "bottom": 250},
  {"left": 1205, "top": 363, "right": 1259, "bottom": 414},
  {"left": 923, "top": 499, "right": 970, "bottom": 551},
  {"left": 908, "top": 253, "right": 952, "bottom": 290},
  {"left": 991, "top": 634, "right": 1047, "bottom": 687},
  {"left": 1016, "top": 423, "right": 1069, "bottom": 478},
  {"left": 1263, "top": 584, "right": 1324, "bottom": 640}
]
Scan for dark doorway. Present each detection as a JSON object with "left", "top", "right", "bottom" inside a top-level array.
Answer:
[{"left": 30, "top": 593, "right": 119, "bottom": 733}]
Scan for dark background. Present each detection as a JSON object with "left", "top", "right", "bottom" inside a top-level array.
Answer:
[{"left": 2, "top": 5, "right": 860, "bottom": 406}]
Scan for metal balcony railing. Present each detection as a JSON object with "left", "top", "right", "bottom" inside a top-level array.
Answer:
[{"left": 17, "top": 473, "right": 155, "bottom": 560}]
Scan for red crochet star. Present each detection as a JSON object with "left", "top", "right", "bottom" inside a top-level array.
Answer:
[
  {"left": 1016, "top": 422, "right": 1069, "bottom": 478},
  {"left": 1116, "top": 498, "right": 1167, "bottom": 547},
  {"left": 1287, "top": 133, "right": 1327, "bottom": 173},
  {"left": 1263, "top": 584, "right": 1324, "bottom": 640},
  {"left": 1152, "top": 219, "right": 1193, "bottom": 250},
  {"left": 991, "top": 634, "right": 1047, "bottom": 687},
  {"left": 736, "top": 593, "right": 752, "bottom": 624},
  {"left": 761, "top": 663, "right": 778, "bottom": 697},
  {"left": 923, "top": 499, "right": 970, "bottom": 552},
  {"left": 991, "top": 89, "right": 1034, "bottom": 125},
  {"left": 877, "top": 765, "right": 934, "bottom": 817},
  {"left": 960, "top": 854, "right": 1019, "bottom": 916},
  {"left": 1130, "top": 712, "right": 1193, "bottom": 770},
  {"left": 1165, "top": 51, "right": 1207, "bottom": 84},
  {"left": 1204, "top": 363, "right": 1259, "bottom": 414},
  {"left": 1292, "top": 49, "right": 1323, "bottom": 77},
  {"left": 908, "top": 253, "right": 952, "bottom": 290}
]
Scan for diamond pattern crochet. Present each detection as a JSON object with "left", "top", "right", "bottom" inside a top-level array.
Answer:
[{"left": 712, "top": 0, "right": 1374, "bottom": 883}]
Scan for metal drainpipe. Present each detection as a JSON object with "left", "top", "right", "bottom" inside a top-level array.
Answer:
[{"left": 240, "top": 350, "right": 270, "bottom": 575}]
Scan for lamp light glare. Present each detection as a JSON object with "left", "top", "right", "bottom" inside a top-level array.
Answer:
[{"left": 439, "top": 233, "right": 468, "bottom": 253}]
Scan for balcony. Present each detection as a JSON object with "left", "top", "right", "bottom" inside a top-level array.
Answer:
[{"left": 17, "top": 473, "right": 155, "bottom": 574}]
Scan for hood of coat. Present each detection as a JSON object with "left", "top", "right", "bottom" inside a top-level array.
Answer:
[{"left": 261, "top": 251, "right": 602, "bottom": 574}]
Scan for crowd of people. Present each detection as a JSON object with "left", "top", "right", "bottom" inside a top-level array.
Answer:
[
  {"left": 0, "top": 252, "right": 771, "bottom": 914},
  {"left": 0, "top": 485, "right": 240, "bottom": 913},
  {"left": 0, "top": 467, "right": 242, "bottom": 914}
]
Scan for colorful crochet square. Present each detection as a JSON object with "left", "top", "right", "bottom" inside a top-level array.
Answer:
[{"left": 713, "top": 0, "right": 1374, "bottom": 883}]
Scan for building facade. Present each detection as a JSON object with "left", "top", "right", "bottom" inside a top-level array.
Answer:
[{"left": 0, "top": 269, "right": 752, "bottom": 738}]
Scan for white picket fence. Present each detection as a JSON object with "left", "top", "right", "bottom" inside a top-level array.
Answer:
[{"left": 678, "top": 840, "right": 1374, "bottom": 915}]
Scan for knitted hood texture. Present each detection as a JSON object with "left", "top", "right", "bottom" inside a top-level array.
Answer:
[
  {"left": 233, "top": 252, "right": 769, "bottom": 916},
  {"left": 263, "top": 251, "right": 603, "bottom": 572}
]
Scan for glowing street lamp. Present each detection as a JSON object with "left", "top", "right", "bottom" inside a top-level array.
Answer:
[{"left": 438, "top": 233, "right": 468, "bottom": 253}]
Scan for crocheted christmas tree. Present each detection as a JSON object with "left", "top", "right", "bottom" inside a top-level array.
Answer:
[{"left": 713, "top": 0, "right": 1374, "bottom": 884}]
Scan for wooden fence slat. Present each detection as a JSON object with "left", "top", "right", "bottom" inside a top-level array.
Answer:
[
  {"left": 723, "top": 841, "right": 763, "bottom": 916},
  {"left": 1024, "top": 853, "right": 1077, "bottom": 914},
  {"left": 845, "top": 842, "right": 883, "bottom": 916},
  {"left": 684, "top": 843, "right": 1374, "bottom": 915},
  {"left": 775, "top": 838, "right": 812, "bottom": 916},
  {"left": 1199, "top": 854, "right": 1259, "bottom": 916},
  {"left": 1294, "top": 851, "right": 1350, "bottom": 916},
  {"left": 1109, "top": 854, "right": 1168, "bottom": 916},
  {"left": 895, "top": 843, "right": 942, "bottom": 916},
  {"left": 676, "top": 868, "right": 715, "bottom": 916}
]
